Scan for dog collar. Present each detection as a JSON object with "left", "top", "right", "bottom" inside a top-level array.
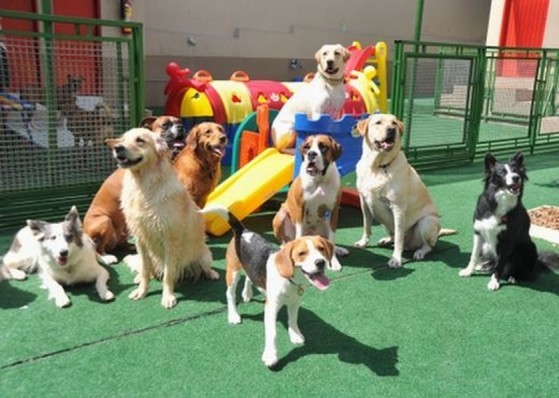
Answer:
[
  {"left": 288, "top": 279, "right": 305, "bottom": 296},
  {"left": 378, "top": 162, "right": 392, "bottom": 175},
  {"left": 318, "top": 72, "right": 345, "bottom": 86}
]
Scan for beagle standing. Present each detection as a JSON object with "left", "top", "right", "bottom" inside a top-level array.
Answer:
[
  {"left": 205, "top": 206, "right": 333, "bottom": 368},
  {"left": 272, "top": 134, "right": 346, "bottom": 271}
]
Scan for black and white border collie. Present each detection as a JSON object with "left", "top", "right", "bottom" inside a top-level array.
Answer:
[{"left": 459, "top": 152, "right": 559, "bottom": 290}]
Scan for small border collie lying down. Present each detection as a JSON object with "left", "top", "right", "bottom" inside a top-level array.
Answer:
[
  {"left": 459, "top": 152, "right": 559, "bottom": 290},
  {"left": 203, "top": 205, "right": 333, "bottom": 368},
  {"left": 1, "top": 206, "right": 115, "bottom": 307}
]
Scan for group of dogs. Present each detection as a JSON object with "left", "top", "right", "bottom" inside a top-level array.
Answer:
[{"left": 1, "top": 44, "right": 558, "bottom": 368}]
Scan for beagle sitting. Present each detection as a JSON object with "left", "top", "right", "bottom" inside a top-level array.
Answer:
[
  {"left": 206, "top": 206, "right": 333, "bottom": 368},
  {"left": 272, "top": 134, "right": 346, "bottom": 271}
]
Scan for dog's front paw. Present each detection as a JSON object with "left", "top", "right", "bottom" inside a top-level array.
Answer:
[
  {"left": 55, "top": 295, "right": 71, "bottom": 308},
  {"left": 262, "top": 349, "right": 279, "bottom": 368},
  {"left": 289, "top": 329, "right": 305, "bottom": 345},
  {"left": 99, "top": 254, "right": 118, "bottom": 265},
  {"left": 335, "top": 246, "right": 350, "bottom": 257},
  {"left": 353, "top": 237, "right": 369, "bottom": 248},
  {"left": 7, "top": 268, "right": 27, "bottom": 281},
  {"left": 487, "top": 275, "right": 500, "bottom": 291},
  {"left": 378, "top": 237, "right": 393, "bottom": 247},
  {"left": 387, "top": 257, "right": 402, "bottom": 268},
  {"left": 204, "top": 269, "right": 220, "bottom": 281},
  {"left": 459, "top": 267, "right": 473, "bottom": 277},
  {"left": 413, "top": 246, "right": 431, "bottom": 261},
  {"left": 101, "top": 290, "right": 115, "bottom": 302},
  {"left": 128, "top": 287, "right": 148, "bottom": 301},
  {"left": 161, "top": 293, "right": 177, "bottom": 309},
  {"left": 329, "top": 256, "right": 343, "bottom": 272},
  {"left": 228, "top": 311, "right": 242, "bottom": 325}
]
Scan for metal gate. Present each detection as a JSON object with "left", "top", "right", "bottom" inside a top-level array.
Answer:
[
  {"left": 392, "top": 41, "right": 559, "bottom": 168},
  {"left": 0, "top": 10, "right": 143, "bottom": 230}
]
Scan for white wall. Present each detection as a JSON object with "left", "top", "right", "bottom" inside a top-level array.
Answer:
[{"left": 140, "top": 0, "right": 490, "bottom": 59}]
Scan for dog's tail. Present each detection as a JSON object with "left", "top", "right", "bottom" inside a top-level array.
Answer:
[
  {"left": 199, "top": 205, "right": 245, "bottom": 236},
  {"left": 439, "top": 228, "right": 458, "bottom": 237},
  {"left": 537, "top": 251, "right": 559, "bottom": 272}
]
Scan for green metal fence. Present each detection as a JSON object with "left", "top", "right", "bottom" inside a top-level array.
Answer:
[
  {"left": 391, "top": 40, "right": 559, "bottom": 168},
  {"left": 0, "top": 10, "right": 143, "bottom": 230}
]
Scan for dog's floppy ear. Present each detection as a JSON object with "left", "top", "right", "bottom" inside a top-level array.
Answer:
[
  {"left": 105, "top": 137, "right": 119, "bottom": 149},
  {"left": 27, "top": 219, "right": 48, "bottom": 241},
  {"left": 328, "top": 136, "right": 343, "bottom": 161},
  {"left": 275, "top": 241, "right": 295, "bottom": 279},
  {"left": 139, "top": 116, "right": 157, "bottom": 130},
  {"left": 395, "top": 118, "right": 405, "bottom": 135},
  {"left": 341, "top": 45, "right": 351, "bottom": 62},
  {"left": 316, "top": 236, "right": 335, "bottom": 261},
  {"left": 314, "top": 47, "right": 323, "bottom": 63},
  {"left": 352, "top": 117, "right": 370, "bottom": 137},
  {"left": 185, "top": 124, "right": 201, "bottom": 149}
]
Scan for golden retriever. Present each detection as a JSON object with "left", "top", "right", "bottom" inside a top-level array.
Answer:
[
  {"left": 271, "top": 44, "right": 350, "bottom": 153},
  {"left": 174, "top": 122, "right": 227, "bottom": 208},
  {"left": 106, "top": 128, "right": 218, "bottom": 308},
  {"left": 84, "top": 115, "right": 184, "bottom": 255},
  {"left": 352, "top": 113, "right": 455, "bottom": 268}
]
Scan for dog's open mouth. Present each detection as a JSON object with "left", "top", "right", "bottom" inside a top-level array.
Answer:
[
  {"left": 374, "top": 138, "right": 395, "bottom": 152},
  {"left": 507, "top": 183, "right": 522, "bottom": 195},
  {"left": 211, "top": 144, "right": 227, "bottom": 158},
  {"left": 57, "top": 255, "right": 68, "bottom": 266},
  {"left": 303, "top": 270, "right": 330, "bottom": 290},
  {"left": 305, "top": 161, "right": 322, "bottom": 176},
  {"left": 324, "top": 66, "right": 340, "bottom": 75},
  {"left": 114, "top": 153, "right": 143, "bottom": 168},
  {"left": 173, "top": 142, "right": 185, "bottom": 152}
]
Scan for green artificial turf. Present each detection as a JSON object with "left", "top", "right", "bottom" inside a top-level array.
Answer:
[{"left": 1, "top": 152, "right": 558, "bottom": 397}]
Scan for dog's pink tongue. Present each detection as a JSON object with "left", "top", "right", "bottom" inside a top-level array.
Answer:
[
  {"left": 310, "top": 273, "right": 330, "bottom": 290},
  {"left": 214, "top": 147, "right": 226, "bottom": 158}
]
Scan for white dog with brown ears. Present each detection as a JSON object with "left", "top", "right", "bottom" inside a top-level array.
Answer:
[
  {"left": 271, "top": 44, "right": 350, "bottom": 153},
  {"left": 106, "top": 128, "right": 218, "bottom": 309},
  {"left": 352, "top": 113, "right": 456, "bottom": 268}
]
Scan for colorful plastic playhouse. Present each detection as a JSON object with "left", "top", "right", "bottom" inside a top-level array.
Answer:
[
  {"left": 163, "top": 41, "right": 387, "bottom": 163},
  {"left": 163, "top": 41, "right": 388, "bottom": 235}
]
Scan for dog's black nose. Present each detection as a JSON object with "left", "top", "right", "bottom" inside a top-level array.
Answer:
[
  {"left": 326, "top": 60, "right": 334, "bottom": 68},
  {"left": 219, "top": 135, "right": 227, "bottom": 144},
  {"left": 512, "top": 175, "right": 520, "bottom": 184},
  {"left": 307, "top": 150, "right": 317, "bottom": 160},
  {"left": 386, "top": 127, "right": 397, "bottom": 141},
  {"left": 114, "top": 144, "right": 125, "bottom": 154},
  {"left": 59, "top": 249, "right": 69, "bottom": 257},
  {"left": 315, "top": 259, "right": 326, "bottom": 269}
]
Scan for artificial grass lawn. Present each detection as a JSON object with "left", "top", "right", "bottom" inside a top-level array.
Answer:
[{"left": 1, "top": 152, "right": 558, "bottom": 397}]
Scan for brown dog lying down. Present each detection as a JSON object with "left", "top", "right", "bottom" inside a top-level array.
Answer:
[
  {"left": 173, "top": 122, "right": 227, "bottom": 208},
  {"left": 83, "top": 115, "right": 184, "bottom": 255}
]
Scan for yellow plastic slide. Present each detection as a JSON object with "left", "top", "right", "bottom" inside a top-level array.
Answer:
[{"left": 203, "top": 148, "right": 294, "bottom": 236}]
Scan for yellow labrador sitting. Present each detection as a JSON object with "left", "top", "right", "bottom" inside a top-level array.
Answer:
[
  {"left": 352, "top": 114, "right": 455, "bottom": 268},
  {"left": 106, "top": 128, "right": 218, "bottom": 309},
  {"left": 271, "top": 44, "right": 350, "bottom": 153}
]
